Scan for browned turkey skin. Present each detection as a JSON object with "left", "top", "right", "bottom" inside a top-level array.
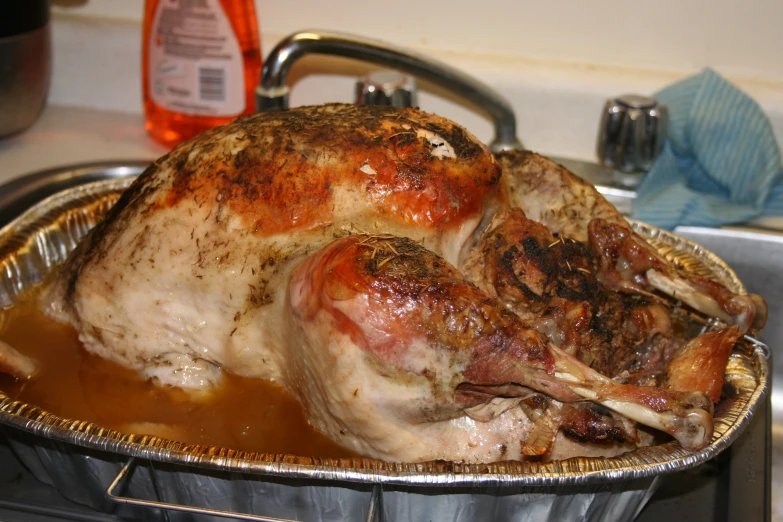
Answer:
[{"left": 27, "top": 104, "right": 766, "bottom": 463}]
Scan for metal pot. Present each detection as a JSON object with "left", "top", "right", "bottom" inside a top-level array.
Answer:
[{"left": 0, "top": 0, "right": 51, "bottom": 138}]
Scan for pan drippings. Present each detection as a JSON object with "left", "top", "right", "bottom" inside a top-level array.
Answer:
[{"left": 0, "top": 285, "right": 354, "bottom": 458}]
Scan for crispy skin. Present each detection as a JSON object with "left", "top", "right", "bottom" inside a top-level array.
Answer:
[
  {"left": 499, "top": 150, "right": 626, "bottom": 243},
  {"left": 158, "top": 104, "right": 498, "bottom": 234},
  {"left": 45, "top": 104, "right": 504, "bottom": 389},
  {"left": 664, "top": 326, "right": 742, "bottom": 403}
]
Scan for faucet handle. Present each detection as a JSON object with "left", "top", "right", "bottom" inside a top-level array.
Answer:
[
  {"left": 597, "top": 94, "right": 668, "bottom": 186},
  {"left": 356, "top": 70, "right": 417, "bottom": 108}
]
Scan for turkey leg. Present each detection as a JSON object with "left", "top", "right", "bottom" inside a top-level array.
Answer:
[{"left": 291, "top": 234, "right": 714, "bottom": 452}]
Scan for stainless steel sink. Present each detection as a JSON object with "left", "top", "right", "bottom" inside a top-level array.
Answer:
[
  {"left": 557, "top": 155, "right": 781, "bottom": 521},
  {"left": 673, "top": 226, "right": 782, "bottom": 522}
]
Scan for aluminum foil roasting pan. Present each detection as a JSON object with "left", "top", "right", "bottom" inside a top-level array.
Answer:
[{"left": 0, "top": 171, "right": 770, "bottom": 521}]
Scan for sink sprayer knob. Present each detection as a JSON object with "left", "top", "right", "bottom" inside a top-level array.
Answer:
[{"left": 597, "top": 94, "right": 668, "bottom": 186}]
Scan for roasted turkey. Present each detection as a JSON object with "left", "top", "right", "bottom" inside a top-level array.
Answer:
[{"left": 27, "top": 103, "right": 765, "bottom": 463}]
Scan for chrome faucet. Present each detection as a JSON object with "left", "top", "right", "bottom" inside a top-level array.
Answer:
[{"left": 255, "top": 30, "right": 523, "bottom": 152}]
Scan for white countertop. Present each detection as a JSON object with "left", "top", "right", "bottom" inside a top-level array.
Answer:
[{"left": 0, "top": 106, "right": 166, "bottom": 185}]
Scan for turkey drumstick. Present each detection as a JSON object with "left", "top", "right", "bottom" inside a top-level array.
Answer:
[{"left": 289, "top": 234, "right": 713, "bottom": 460}]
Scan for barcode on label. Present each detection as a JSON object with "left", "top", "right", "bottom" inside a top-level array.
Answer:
[{"left": 198, "top": 66, "right": 226, "bottom": 102}]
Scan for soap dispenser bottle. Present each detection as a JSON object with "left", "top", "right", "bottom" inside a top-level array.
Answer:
[{"left": 142, "top": 0, "right": 261, "bottom": 148}]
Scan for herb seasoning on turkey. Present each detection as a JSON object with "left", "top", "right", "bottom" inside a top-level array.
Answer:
[{"left": 9, "top": 104, "right": 764, "bottom": 463}]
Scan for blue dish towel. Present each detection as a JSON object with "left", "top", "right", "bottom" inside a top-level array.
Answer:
[{"left": 632, "top": 69, "right": 783, "bottom": 230}]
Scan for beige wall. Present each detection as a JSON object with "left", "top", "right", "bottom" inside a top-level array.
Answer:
[
  {"left": 49, "top": 0, "right": 783, "bottom": 159},
  {"left": 54, "top": 0, "right": 783, "bottom": 82}
]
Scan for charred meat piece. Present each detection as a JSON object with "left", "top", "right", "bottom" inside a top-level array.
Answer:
[
  {"left": 588, "top": 218, "right": 767, "bottom": 333},
  {"left": 463, "top": 208, "right": 599, "bottom": 356},
  {"left": 517, "top": 396, "right": 640, "bottom": 456},
  {"left": 500, "top": 150, "right": 767, "bottom": 333},
  {"left": 464, "top": 208, "right": 680, "bottom": 386}
]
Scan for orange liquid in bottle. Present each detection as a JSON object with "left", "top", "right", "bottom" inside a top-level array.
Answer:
[{"left": 142, "top": 0, "right": 262, "bottom": 148}]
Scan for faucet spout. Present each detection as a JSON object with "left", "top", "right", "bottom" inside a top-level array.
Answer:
[{"left": 256, "top": 30, "right": 523, "bottom": 152}]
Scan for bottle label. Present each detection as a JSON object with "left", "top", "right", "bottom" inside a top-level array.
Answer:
[{"left": 148, "top": 0, "right": 245, "bottom": 117}]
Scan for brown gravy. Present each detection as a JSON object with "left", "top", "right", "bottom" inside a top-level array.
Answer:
[{"left": 0, "top": 285, "right": 355, "bottom": 458}]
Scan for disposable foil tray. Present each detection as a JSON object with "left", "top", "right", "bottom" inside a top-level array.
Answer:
[{"left": 0, "top": 169, "right": 770, "bottom": 522}]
